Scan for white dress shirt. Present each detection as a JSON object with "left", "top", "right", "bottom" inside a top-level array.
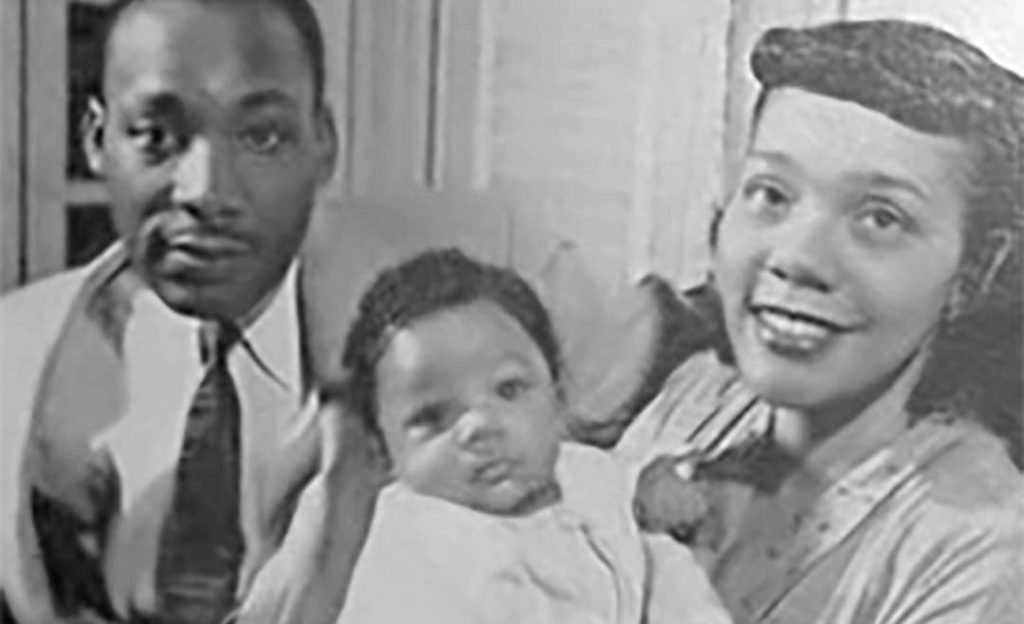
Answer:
[{"left": 94, "top": 265, "right": 322, "bottom": 615}]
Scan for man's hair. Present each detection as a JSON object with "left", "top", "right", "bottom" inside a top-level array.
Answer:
[
  {"left": 99, "top": 0, "right": 327, "bottom": 105},
  {"left": 341, "top": 248, "right": 563, "bottom": 436},
  {"left": 744, "top": 19, "right": 1024, "bottom": 462}
]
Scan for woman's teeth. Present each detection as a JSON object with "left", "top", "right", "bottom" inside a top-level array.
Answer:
[{"left": 754, "top": 308, "right": 834, "bottom": 353}]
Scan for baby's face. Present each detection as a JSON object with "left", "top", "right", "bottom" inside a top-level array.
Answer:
[{"left": 375, "top": 300, "right": 562, "bottom": 515}]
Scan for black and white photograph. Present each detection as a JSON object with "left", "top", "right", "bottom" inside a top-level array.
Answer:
[{"left": 1, "top": 1, "right": 1021, "bottom": 622}]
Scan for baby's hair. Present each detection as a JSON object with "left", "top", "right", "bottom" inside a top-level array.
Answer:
[{"left": 341, "top": 248, "right": 563, "bottom": 436}]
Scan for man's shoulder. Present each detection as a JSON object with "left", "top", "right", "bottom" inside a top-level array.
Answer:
[
  {"left": 1, "top": 268, "right": 88, "bottom": 375},
  {"left": 0, "top": 268, "right": 88, "bottom": 330}
]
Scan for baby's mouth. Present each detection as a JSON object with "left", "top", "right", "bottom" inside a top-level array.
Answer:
[{"left": 472, "top": 459, "right": 514, "bottom": 485}]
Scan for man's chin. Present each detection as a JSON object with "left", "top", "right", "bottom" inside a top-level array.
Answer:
[{"left": 150, "top": 278, "right": 248, "bottom": 321}]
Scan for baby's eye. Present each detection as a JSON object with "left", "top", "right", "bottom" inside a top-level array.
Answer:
[
  {"left": 407, "top": 405, "right": 448, "bottom": 432},
  {"left": 495, "top": 377, "right": 531, "bottom": 401}
]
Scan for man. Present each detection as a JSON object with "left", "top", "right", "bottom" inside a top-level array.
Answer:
[{"left": 0, "top": 1, "right": 383, "bottom": 622}]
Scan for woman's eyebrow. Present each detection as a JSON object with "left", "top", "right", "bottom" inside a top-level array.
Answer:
[
  {"left": 851, "top": 171, "right": 929, "bottom": 201},
  {"left": 745, "top": 149, "right": 799, "bottom": 172}
]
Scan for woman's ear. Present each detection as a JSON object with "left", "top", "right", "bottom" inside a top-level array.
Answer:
[
  {"left": 82, "top": 97, "right": 107, "bottom": 176},
  {"left": 947, "top": 228, "right": 1016, "bottom": 319}
]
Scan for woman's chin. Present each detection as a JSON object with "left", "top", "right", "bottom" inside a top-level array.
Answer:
[{"left": 739, "top": 358, "right": 836, "bottom": 411}]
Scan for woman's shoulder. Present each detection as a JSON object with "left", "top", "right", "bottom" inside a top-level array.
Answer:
[
  {"left": 614, "top": 350, "right": 770, "bottom": 469},
  {"left": 915, "top": 419, "right": 1024, "bottom": 521},
  {"left": 871, "top": 419, "right": 1024, "bottom": 570},
  {"left": 819, "top": 422, "right": 1024, "bottom": 623}
]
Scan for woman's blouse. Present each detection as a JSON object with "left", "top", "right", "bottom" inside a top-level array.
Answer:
[{"left": 616, "top": 351, "right": 1024, "bottom": 624}]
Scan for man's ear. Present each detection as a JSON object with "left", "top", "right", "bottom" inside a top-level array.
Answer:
[
  {"left": 313, "top": 104, "right": 339, "bottom": 188},
  {"left": 82, "top": 96, "right": 107, "bottom": 176},
  {"left": 947, "top": 228, "right": 1016, "bottom": 319}
]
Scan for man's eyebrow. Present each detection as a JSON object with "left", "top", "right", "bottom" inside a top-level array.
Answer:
[
  {"left": 126, "top": 91, "right": 185, "bottom": 116},
  {"left": 236, "top": 89, "right": 300, "bottom": 113}
]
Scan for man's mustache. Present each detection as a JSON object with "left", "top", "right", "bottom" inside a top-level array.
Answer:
[{"left": 138, "top": 207, "right": 249, "bottom": 263}]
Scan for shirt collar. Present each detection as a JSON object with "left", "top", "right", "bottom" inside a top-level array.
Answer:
[
  {"left": 240, "top": 262, "right": 302, "bottom": 395},
  {"left": 123, "top": 262, "right": 302, "bottom": 396}
]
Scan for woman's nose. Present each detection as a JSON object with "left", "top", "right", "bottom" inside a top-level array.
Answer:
[
  {"left": 170, "top": 137, "right": 243, "bottom": 215},
  {"left": 764, "top": 207, "right": 836, "bottom": 292},
  {"left": 454, "top": 407, "right": 504, "bottom": 450}
]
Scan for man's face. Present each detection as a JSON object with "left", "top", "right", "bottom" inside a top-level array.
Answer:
[
  {"left": 714, "top": 88, "right": 972, "bottom": 421},
  {"left": 87, "top": 0, "right": 335, "bottom": 320},
  {"left": 375, "top": 301, "right": 563, "bottom": 516}
]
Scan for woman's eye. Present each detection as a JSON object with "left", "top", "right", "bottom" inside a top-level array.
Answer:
[
  {"left": 495, "top": 377, "right": 530, "bottom": 401},
  {"left": 239, "top": 122, "right": 289, "bottom": 154},
  {"left": 852, "top": 200, "right": 911, "bottom": 243},
  {"left": 740, "top": 178, "right": 793, "bottom": 219}
]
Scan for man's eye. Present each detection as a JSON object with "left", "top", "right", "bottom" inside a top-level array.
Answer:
[
  {"left": 128, "top": 124, "right": 179, "bottom": 155},
  {"left": 239, "top": 123, "right": 289, "bottom": 154},
  {"left": 495, "top": 378, "right": 530, "bottom": 401}
]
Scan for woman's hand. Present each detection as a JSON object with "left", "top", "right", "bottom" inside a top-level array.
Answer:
[
  {"left": 633, "top": 455, "right": 706, "bottom": 536},
  {"left": 632, "top": 454, "right": 732, "bottom": 550}
]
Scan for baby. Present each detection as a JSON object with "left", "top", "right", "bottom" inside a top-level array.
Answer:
[{"left": 334, "top": 248, "right": 728, "bottom": 624}]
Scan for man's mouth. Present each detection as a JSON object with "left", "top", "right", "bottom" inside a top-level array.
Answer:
[
  {"left": 163, "top": 232, "right": 249, "bottom": 260},
  {"left": 145, "top": 225, "right": 251, "bottom": 270}
]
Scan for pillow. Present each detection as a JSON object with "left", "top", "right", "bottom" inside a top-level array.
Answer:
[{"left": 300, "top": 192, "right": 718, "bottom": 448}]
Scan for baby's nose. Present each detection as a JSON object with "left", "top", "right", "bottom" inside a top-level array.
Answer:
[{"left": 454, "top": 407, "right": 505, "bottom": 449}]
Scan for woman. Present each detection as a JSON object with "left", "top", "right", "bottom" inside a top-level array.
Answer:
[{"left": 618, "top": 19, "right": 1023, "bottom": 624}]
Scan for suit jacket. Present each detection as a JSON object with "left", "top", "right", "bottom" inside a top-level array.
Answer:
[
  {"left": 0, "top": 248, "right": 385, "bottom": 624},
  {"left": 2, "top": 191, "right": 680, "bottom": 623}
]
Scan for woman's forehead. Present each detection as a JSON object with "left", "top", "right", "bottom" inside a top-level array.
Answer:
[{"left": 750, "top": 89, "right": 975, "bottom": 198}]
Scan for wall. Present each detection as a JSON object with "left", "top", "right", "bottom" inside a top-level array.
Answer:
[
  {"left": 0, "top": 0, "right": 22, "bottom": 293},
  {"left": 341, "top": 0, "right": 733, "bottom": 293},
  {"left": 3, "top": 0, "right": 1022, "bottom": 295}
]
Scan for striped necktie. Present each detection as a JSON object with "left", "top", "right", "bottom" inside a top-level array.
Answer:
[{"left": 155, "top": 323, "right": 245, "bottom": 624}]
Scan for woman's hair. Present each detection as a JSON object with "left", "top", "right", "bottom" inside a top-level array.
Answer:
[
  {"left": 341, "top": 248, "right": 563, "bottom": 436},
  {"left": 734, "top": 19, "right": 1023, "bottom": 463}
]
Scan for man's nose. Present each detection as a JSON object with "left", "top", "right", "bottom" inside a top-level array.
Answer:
[
  {"left": 453, "top": 407, "right": 505, "bottom": 450},
  {"left": 170, "top": 137, "right": 243, "bottom": 214},
  {"left": 765, "top": 204, "right": 837, "bottom": 292}
]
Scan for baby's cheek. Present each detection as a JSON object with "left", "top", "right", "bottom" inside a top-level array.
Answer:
[{"left": 402, "top": 444, "right": 464, "bottom": 497}]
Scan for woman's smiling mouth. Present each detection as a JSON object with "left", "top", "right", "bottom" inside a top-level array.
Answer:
[{"left": 750, "top": 304, "right": 852, "bottom": 357}]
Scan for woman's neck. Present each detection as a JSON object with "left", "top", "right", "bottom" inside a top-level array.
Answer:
[{"left": 773, "top": 351, "right": 928, "bottom": 486}]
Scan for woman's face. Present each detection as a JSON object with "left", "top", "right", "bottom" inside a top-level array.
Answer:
[{"left": 715, "top": 88, "right": 973, "bottom": 418}]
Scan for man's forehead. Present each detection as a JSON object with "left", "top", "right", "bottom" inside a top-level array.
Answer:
[{"left": 104, "top": 0, "right": 313, "bottom": 108}]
